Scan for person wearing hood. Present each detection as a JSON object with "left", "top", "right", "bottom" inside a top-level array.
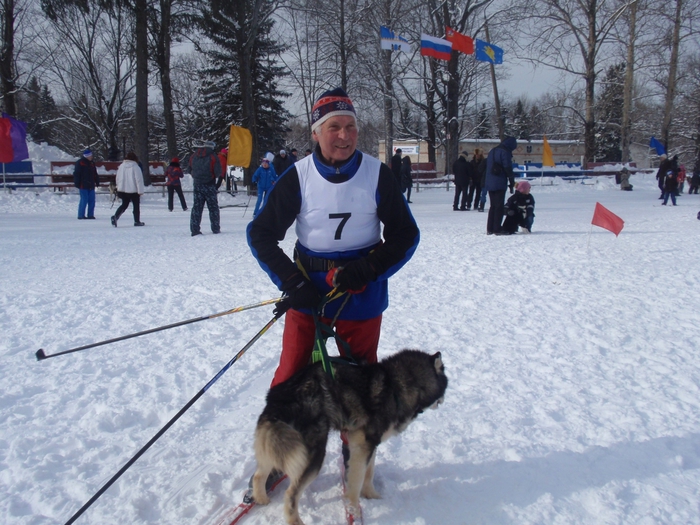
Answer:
[
  {"left": 189, "top": 141, "right": 223, "bottom": 236},
  {"left": 165, "top": 157, "right": 187, "bottom": 211},
  {"left": 484, "top": 136, "right": 517, "bottom": 235},
  {"left": 111, "top": 151, "right": 145, "bottom": 227},
  {"left": 452, "top": 151, "right": 472, "bottom": 210}
]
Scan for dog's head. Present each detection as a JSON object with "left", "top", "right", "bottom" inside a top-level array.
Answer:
[
  {"left": 427, "top": 351, "right": 447, "bottom": 409},
  {"left": 385, "top": 349, "right": 448, "bottom": 416}
]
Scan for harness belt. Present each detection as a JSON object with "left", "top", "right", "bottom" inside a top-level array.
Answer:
[{"left": 294, "top": 248, "right": 356, "bottom": 272}]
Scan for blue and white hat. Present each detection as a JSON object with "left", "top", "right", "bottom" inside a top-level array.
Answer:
[
  {"left": 311, "top": 88, "right": 356, "bottom": 133},
  {"left": 83, "top": 149, "right": 92, "bottom": 157}
]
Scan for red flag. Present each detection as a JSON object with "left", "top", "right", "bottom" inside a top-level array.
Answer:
[
  {"left": 591, "top": 202, "right": 624, "bottom": 236},
  {"left": 0, "top": 118, "right": 13, "bottom": 163},
  {"left": 445, "top": 26, "right": 474, "bottom": 55}
]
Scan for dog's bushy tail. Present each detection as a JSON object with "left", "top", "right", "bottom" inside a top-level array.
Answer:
[{"left": 255, "top": 418, "right": 309, "bottom": 480}]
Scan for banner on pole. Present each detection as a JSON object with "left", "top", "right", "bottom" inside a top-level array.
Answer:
[{"left": 227, "top": 126, "right": 253, "bottom": 168}]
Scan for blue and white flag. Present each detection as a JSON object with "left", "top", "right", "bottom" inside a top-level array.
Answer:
[{"left": 380, "top": 26, "right": 411, "bottom": 53}]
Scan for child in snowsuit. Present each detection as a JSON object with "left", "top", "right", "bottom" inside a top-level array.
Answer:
[
  {"left": 501, "top": 180, "right": 535, "bottom": 234},
  {"left": 252, "top": 156, "right": 277, "bottom": 217}
]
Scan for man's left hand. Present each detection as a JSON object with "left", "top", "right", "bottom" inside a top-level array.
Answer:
[{"left": 326, "top": 258, "right": 376, "bottom": 294}]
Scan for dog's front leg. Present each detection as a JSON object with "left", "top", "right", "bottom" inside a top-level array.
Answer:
[
  {"left": 360, "top": 449, "right": 381, "bottom": 499},
  {"left": 344, "top": 431, "right": 375, "bottom": 508}
]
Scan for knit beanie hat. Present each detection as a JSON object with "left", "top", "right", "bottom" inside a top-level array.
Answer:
[
  {"left": 311, "top": 88, "right": 356, "bottom": 133},
  {"left": 517, "top": 180, "right": 531, "bottom": 193},
  {"left": 83, "top": 149, "right": 92, "bottom": 157},
  {"left": 171, "top": 157, "right": 179, "bottom": 165}
]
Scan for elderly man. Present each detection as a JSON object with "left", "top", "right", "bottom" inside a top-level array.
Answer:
[
  {"left": 272, "top": 148, "right": 292, "bottom": 176},
  {"left": 247, "top": 87, "right": 420, "bottom": 387}
]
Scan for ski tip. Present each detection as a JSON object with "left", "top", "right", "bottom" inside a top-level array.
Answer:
[{"left": 36, "top": 348, "right": 47, "bottom": 361}]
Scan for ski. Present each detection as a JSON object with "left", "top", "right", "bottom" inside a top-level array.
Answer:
[
  {"left": 213, "top": 473, "right": 287, "bottom": 525},
  {"left": 339, "top": 457, "right": 364, "bottom": 525}
]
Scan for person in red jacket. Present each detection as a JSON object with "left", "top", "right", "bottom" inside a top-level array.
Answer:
[{"left": 165, "top": 157, "right": 187, "bottom": 211}]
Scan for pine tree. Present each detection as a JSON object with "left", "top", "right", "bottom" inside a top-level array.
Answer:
[
  {"left": 18, "top": 77, "right": 57, "bottom": 144},
  {"left": 594, "top": 63, "right": 625, "bottom": 162},
  {"left": 198, "top": 0, "right": 290, "bottom": 171}
]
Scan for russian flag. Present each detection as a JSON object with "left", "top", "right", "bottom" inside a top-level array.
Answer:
[{"left": 420, "top": 34, "right": 452, "bottom": 61}]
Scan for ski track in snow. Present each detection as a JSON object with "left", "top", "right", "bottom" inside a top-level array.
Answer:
[{"left": 1, "top": 172, "right": 700, "bottom": 525}]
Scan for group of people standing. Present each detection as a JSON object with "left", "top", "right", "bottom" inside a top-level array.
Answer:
[
  {"left": 450, "top": 136, "right": 533, "bottom": 235},
  {"left": 452, "top": 148, "right": 486, "bottom": 211},
  {"left": 656, "top": 154, "right": 700, "bottom": 206},
  {"left": 390, "top": 148, "right": 414, "bottom": 203},
  {"left": 73, "top": 141, "right": 231, "bottom": 234}
]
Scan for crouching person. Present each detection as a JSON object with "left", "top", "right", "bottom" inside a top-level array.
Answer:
[
  {"left": 501, "top": 180, "right": 535, "bottom": 234},
  {"left": 620, "top": 167, "right": 633, "bottom": 191}
]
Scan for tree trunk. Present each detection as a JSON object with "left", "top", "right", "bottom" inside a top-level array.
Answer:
[
  {"left": 1, "top": 0, "right": 17, "bottom": 116},
  {"left": 134, "top": 0, "right": 150, "bottom": 184},
  {"left": 660, "top": 0, "right": 682, "bottom": 150},
  {"left": 620, "top": 0, "right": 636, "bottom": 164},
  {"left": 583, "top": 0, "right": 597, "bottom": 167},
  {"left": 339, "top": 0, "right": 346, "bottom": 91},
  {"left": 383, "top": 48, "right": 393, "bottom": 165},
  {"left": 158, "top": 0, "right": 177, "bottom": 160}
]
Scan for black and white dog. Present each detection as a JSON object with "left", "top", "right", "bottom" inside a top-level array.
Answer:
[{"left": 251, "top": 349, "right": 448, "bottom": 525}]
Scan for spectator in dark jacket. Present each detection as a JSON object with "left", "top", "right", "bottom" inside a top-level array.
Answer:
[
  {"left": 662, "top": 170, "right": 678, "bottom": 206},
  {"left": 165, "top": 157, "right": 187, "bottom": 211},
  {"left": 189, "top": 141, "right": 222, "bottom": 236},
  {"left": 656, "top": 154, "right": 673, "bottom": 198},
  {"left": 401, "top": 155, "right": 413, "bottom": 203},
  {"left": 73, "top": 149, "right": 100, "bottom": 220},
  {"left": 689, "top": 166, "right": 700, "bottom": 194},
  {"left": 472, "top": 148, "right": 487, "bottom": 212},
  {"left": 273, "top": 149, "right": 292, "bottom": 176},
  {"left": 484, "top": 136, "right": 517, "bottom": 235},
  {"left": 452, "top": 152, "right": 471, "bottom": 210},
  {"left": 391, "top": 148, "right": 403, "bottom": 185}
]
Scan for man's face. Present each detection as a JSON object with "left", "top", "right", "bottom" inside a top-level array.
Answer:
[{"left": 313, "top": 115, "right": 358, "bottom": 164}]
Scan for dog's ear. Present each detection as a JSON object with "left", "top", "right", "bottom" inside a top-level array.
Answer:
[{"left": 432, "top": 352, "right": 444, "bottom": 373}]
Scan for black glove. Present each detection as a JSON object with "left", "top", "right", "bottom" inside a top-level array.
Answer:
[
  {"left": 274, "top": 277, "right": 321, "bottom": 317},
  {"left": 509, "top": 184, "right": 514, "bottom": 194},
  {"left": 215, "top": 178, "right": 223, "bottom": 190},
  {"left": 329, "top": 258, "right": 376, "bottom": 293}
]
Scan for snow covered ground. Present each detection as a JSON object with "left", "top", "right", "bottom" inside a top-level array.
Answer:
[{"left": 2, "top": 170, "right": 700, "bottom": 525}]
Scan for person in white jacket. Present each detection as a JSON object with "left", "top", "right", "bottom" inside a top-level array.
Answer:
[{"left": 111, "top": 151, "right": 146, "bottom": 227}]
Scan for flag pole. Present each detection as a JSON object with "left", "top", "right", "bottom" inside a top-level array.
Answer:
[{"left": 483, "top": 19, "right": 504, "bottom": 141}]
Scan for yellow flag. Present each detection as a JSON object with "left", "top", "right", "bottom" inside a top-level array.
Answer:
[
  {"left": 227, "top": 126, "right": 253, "bottom": 168},
  {"left": 542, "top": 135, "right": 555, "bottom": 167}
]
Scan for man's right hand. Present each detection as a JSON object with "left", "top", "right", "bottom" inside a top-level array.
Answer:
[{"left": 274, "top": 278, "right": 321, "bottom": 317}]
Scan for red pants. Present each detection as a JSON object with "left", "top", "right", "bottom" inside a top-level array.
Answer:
[{"left": 271, "top": 309, "right": 382, "bottom": 387}]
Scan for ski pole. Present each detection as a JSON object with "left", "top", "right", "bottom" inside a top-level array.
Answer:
[
  {"left": 62, "top": 312, "right": 283, "bottom": 525},
  {"left": 36, "top": 297, "right": 281, "bottom": 361}
]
